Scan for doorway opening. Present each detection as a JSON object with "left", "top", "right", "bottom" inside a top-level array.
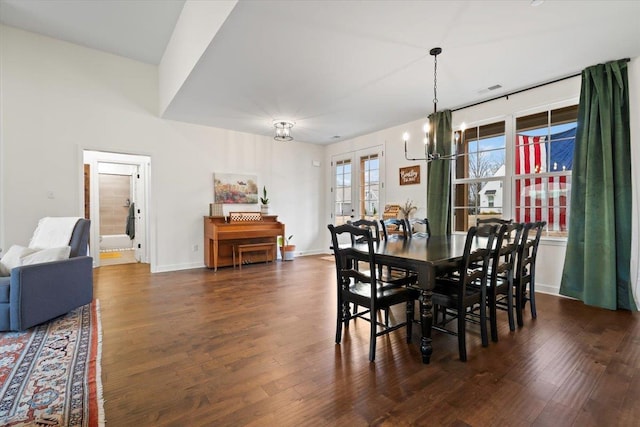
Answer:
[{"left": 83, "top": 151, "right": 151, "bottom": 267}]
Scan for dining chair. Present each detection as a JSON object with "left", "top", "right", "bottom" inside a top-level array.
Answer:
[
  {"left": 513, "top": 221, "right": 545, "bottom": 326},
  {"left": 485, "top": 222, "right": 523, "bottom": 342},
  {"left": 327, "top": 223, "right": 419, "bottom": 362},
  {"left": 431, "top": 224, "right": 497, "bottom": 361},
  {"left": 380, "top": 218, "right": 408, "bottom": 240},
  {"left": 350, "top": 218, "right": 415, "bottom": 325},
  {"left": 407, "top": 218, "right": 431, "bottom": 238},
  {"left": 476, "top": 217, "right": 513, "bottom": 227},
  {"left": 379, "top": 218, "right": 416, "bottom": 283},
  {"left": 346, "top": 219, "right": 382, "bottom": 316},
  {"left": 347, "top": 219, "right": 380, "bottom": 244}
]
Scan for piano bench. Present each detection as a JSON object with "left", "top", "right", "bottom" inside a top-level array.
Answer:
[{"left": 236, "top": 243, "right": 276, "bottom": 269}]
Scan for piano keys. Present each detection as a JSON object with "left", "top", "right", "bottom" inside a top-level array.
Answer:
[{"left": 203, "top": 215, "right": 285, "bottom": 270}]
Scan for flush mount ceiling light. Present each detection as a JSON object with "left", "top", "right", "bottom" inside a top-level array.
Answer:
[{"left": 273, "top": 120, "right": 295, "bottom": 141}]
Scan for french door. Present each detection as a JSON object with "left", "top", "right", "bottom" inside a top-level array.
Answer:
[{"left": 331, "top": 146, "right": 384, "bottom": 225}]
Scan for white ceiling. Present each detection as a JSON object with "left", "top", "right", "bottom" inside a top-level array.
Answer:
[{"left": 2, "top": 0, "right": 640, "bottom": 145}]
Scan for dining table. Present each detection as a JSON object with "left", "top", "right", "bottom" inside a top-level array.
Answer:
[{"left": 353, "top": 233, "right": 477, "bottom": 364}]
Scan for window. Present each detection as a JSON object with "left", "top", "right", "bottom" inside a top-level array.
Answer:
[
  {"left": 452, "top": 104, "right": 576, "bottom": 237},
  {"left": 515, "top": 105, "right": 577, "bottom": 237},
  {"left": 453, "top": 121, "right": 506, "bottom": 231},
  {"left": 360, "top": 154, "right": 380, "bottom": 220}
]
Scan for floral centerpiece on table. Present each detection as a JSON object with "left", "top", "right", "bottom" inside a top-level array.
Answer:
[{"left": 400, "top": 199, "right": 417, "bottom": 219}]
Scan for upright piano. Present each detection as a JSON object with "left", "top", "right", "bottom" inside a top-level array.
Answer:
[{"left": 203, "top": 214, "right": 285, "bottom": 270}]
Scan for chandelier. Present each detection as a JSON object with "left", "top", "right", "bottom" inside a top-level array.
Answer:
[
  {"left": 273, "top": 120, "right": 295, "bottom": 141},
  {"left": 404, "top": 47, "right": 463, "bottom": 162}
]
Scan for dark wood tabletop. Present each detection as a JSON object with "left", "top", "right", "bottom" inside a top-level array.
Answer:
[{"left": 368, "top": 234, "right": 468, "bottom": 269}]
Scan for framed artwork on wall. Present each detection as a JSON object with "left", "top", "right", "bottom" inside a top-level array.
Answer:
[
  {"left": 399, "top": 165, "right": 420, "bottom": 185},
  {"left": 214, "top": 173, "right": 259, "bottom": 204}
]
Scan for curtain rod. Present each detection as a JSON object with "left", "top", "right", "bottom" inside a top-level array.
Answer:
[{"left": 451, "top": 58, "right": 631, "bottom": 113}]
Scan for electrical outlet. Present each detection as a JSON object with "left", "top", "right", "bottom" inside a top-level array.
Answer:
[{"left": 192, "top": 244, "right": 198, "bottom": 252}]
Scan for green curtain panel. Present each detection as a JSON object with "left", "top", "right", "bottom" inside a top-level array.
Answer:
[
  {"left": 427, "top": 110, "right": 452, "bottom": 236},
  {"left": 560, "top": 59, "right": 636, "bottom": 311}
]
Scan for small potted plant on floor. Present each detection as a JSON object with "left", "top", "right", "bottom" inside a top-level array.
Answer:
[
  {"left": 260, "top": 186, "right": 269, "bottom": 215},
  {"left": 279, "top": 235, "right": 295, "bottom": 261}
]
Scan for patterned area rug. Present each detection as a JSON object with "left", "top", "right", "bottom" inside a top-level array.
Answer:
[{"left": 0, "top": 301, "right": 104, "bottom": 426}]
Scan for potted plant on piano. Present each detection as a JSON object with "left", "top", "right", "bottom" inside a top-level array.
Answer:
[
  {"left": 278, "top": 235, "right": 296, "bottom": 261},
  {"left": 260, "top": 186, "right": 269, "bottom": 215}
]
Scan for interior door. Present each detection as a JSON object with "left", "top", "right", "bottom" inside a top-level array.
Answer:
[{"left": 133, "top": 162, "right": 149, "bottom": 263}]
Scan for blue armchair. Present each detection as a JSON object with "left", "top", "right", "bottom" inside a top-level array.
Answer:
[{"left": 0, "top": 219, "right": 93, "bottom": 331}]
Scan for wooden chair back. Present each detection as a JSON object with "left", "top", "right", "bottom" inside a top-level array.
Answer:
[
  {"left": 482, "top": 222, "right": 524, "bottom": 341},
  {"left": 347, "top": 219, "right": 380, "bottom": 244},
  {"left": 380, "top": 218, "right": 408, "bottom": 240},
  {"left": 328, "top": 223, "right": 378, "bottom": 292},
  {"left": 461, "top": 224, "right": 498, "bottom": 297},
  {"left": 516, "top": 222, "right": 545, "bottom": 281},
  {"left": 476, "top": 217, "right": 512, "bottom": 227},
  {"left": 514, "top": 221, "right": 546, "bottom": 322},
  {"left": 491, "top": 222, "right": 524, "bottom": 283},
  {"left": 407, "top": 218, "right": 431, "bottom": 238}
]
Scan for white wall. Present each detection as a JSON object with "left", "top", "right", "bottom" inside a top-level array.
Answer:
[
  {"left": 326, "top": 68, "right": 640, "bottom": 296},
  {"left": 0, "top": 25, "right": 326, "bottom": 272}
]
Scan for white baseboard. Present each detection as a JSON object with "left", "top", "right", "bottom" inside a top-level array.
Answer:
[
  {"left": 152, "top": 262, "right": 204, "bottom": 273},
  {"left": 535, "top": 282, "right": 559, "bottom": 296},
  {"left": 295, "top": 249, "right": 325, "bottom": 256}
]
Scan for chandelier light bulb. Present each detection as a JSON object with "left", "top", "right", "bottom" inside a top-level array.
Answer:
[
  {"left": 423, "top": 123, "right": 430, "bottom": 134},
  {"left": 403, "top": 132, "right": 410, "bottom": 142}
]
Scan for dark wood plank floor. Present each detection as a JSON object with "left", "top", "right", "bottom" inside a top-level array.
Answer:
[{"left": 95, "top": 256, "right": 640, "bottom": 426}]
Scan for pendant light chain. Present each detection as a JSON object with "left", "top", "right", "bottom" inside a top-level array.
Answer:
[{"left": 433, "top": 52, "right": 438, "bottom": 115}]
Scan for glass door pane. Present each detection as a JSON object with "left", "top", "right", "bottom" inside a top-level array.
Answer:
[
  {"left": 333, "top": 157, "right": 353, "bottom": 225},
  {"left": 332, "top": 146, "right": 384, "bottom": 226},
  {"left": 360, "top": 154, "right": 380, "bottom": 220}
]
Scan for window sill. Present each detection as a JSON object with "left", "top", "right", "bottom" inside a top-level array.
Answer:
[{"left": 540, "top": 237, "right": 567, "bottom": 247}]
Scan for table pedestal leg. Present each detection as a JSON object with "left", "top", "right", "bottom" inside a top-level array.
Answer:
[{"left": 420, "top": 289, "right": 433, "bottom": 364}]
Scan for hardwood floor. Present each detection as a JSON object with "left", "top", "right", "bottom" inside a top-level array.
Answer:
[{"left": 95, "top": 256, "right": 640, "bottom": 426}]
